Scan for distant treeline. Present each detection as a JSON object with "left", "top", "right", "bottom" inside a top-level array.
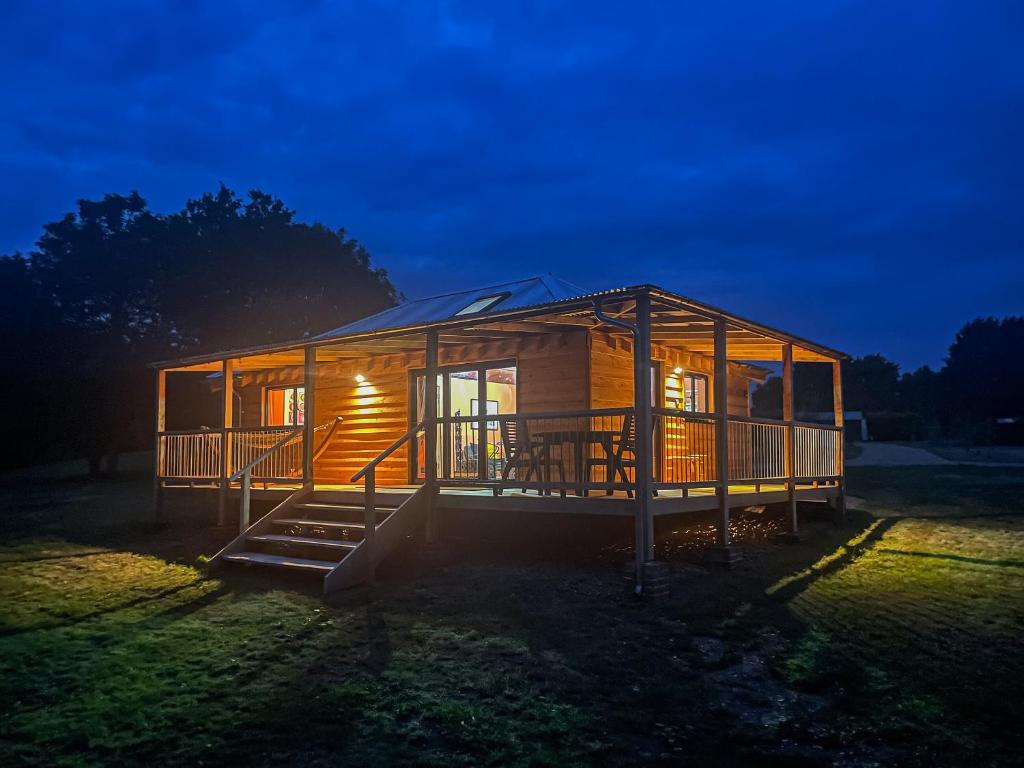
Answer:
[
  {"left": 0, "top": 186, "right": 398, "bottom": 473},
  {"left": 752, "top": 319, "right": 1024, "bottom": 444}
]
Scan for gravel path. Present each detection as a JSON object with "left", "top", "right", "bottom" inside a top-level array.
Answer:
[{"left": 846, "top": 442, "right": 952, "bottom": 466}]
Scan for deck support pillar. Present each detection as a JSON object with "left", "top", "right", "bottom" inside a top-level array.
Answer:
[
  {"left": 153, "top": 368, "right": 166, "bottom": 523},
  {"left": 782, "top": 343, "right": 798, "bottom": 533},
  {"left": 424, "top": 330, "right": 439, "bottom": 543},
  {"left": 303, "top": 346, "right": 317, "bottom": 488},
  {"left": 633, "top": 292, "right": 655, "bottom": 586},
  {"left": 713, "top": 317, "right": 735, "bottom": 559},
  {"left": 833, "top": 358, "right": 847, "bottom": 524},
  {"left": 217, "top": 358, "right": 234, "bottom": 527}
]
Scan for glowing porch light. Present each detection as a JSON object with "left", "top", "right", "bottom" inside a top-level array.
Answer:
[
  {"left": 354, "top": 374, "right": 366, "bottom": 384},
  {"left": 673, "top": 366, "right": 683, "bottom": 375}
]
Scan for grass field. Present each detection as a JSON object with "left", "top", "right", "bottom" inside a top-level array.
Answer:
[{"left": 1, "top": 458, "right": 1022, "bottom": 766}]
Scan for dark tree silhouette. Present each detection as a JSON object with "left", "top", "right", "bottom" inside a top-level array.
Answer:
[
  {"left": 940, "top": 317, "right": 1024, "bottom": 434},
  {"left": 1, "top": 186, "right": 398, "bottom": 472}
]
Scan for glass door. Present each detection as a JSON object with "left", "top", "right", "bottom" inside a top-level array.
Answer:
[{"left": 410, "top": 361, "right": 517, "bottom": 482}]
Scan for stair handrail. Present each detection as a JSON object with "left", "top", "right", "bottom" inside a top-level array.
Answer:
[
  {"left": 311, "top": 416, "right": 344, "bottom": 463},
  {"left": 350, "top": 418, "right": 428, "bottom": 583},
  {"left": 227, "top": 426, "right": 302, "bottom": 533},
  {"left": 350, "top": 419, "right": 427, "bottom": 483}
]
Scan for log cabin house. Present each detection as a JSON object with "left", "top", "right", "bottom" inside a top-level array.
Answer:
[{"left": 154, "top": 276, "right": 847, "bottom": 594}]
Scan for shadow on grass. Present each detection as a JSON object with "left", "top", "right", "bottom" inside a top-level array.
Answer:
[
  {"left": 0, "top": 578, "right": 218, "bottom": 637},
  {"left": 765, "top": 516, "right": 898, "bottom": 602},
  {"left": 0, "top": 550, "right": 111, "bottom": 564},
  {"left": 875, "top": 547, "right": 1024, "bottom": 569}
]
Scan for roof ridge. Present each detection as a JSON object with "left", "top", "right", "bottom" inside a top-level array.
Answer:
[{"left": 395, "top": 275, "right": 547, "bottom": 304}]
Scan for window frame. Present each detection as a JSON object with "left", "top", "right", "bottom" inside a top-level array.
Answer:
[
  {"left": 262, "top": 384, "right": 305, "bottom": 427},
  {"left": 453, "top": 292, "right": 511, "bottom": 317}
]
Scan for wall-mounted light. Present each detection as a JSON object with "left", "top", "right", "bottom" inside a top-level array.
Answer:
[
  {"left": 355, "top": 374, "right": 366, "bottom": 384},
  {"left": 673, "top": 366, "right": 683, "bottom": 375}
]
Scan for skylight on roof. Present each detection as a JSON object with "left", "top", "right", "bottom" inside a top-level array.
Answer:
[{"left": 454, "top": 293, "right": 509, "bottom": 316}]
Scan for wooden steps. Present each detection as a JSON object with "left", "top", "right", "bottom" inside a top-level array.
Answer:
[
  {"left": 247, "top": 533, "right": 359, "bottom": 551},
  {"left": 273, "top": 518, "right": 367, "bottom": 533},
  {"left": 213, "top": 487, "right": 425, "bottom": 592},
  {"left": 221, "top": 552, "right": 337, "bottom": 572}
]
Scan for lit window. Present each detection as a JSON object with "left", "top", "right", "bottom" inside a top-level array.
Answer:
[
  {"left": 264, "top": 386, "right": 305, "bottom": 426},
  {"left": 454, "top": 293, "right": 508, "bottom": 316},
  {"left": 664, "top": 371, "right": 708, "bottom": 412}
]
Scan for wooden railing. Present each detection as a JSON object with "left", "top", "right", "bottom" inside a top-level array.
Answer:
[
  {"left": 727, "top": 415, "right": 789, "bottom": 482},
  {"left": 157, "top": 430, "right": 222, "bottom": 479},
  {"left": 157, "top": 417, "right": 343, "bottom": 483},
  {"left": 228, "top": 418, "right": 344, "bottom": 533},
  {"left": 351, "top": 420, "right": 428, "bottom": 577},
  {"left": 794, "top": 423, "right": 842, "bottom": 479},
  {"left": 229, "top": 427, "right": 303, "bottom": 532},
  {"left": 437, "top": 409, "right": 634, "bottom": 493},
  {"left": 227, "top": 427, "right": 304, "bottom": 481},
  {"left": 653, "top": 408, "right": 716, "bottom": 485}
]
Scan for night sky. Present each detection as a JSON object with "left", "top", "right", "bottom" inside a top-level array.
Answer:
[{"left": 2, "top": 2, "right": 1022, "bottom": 369}]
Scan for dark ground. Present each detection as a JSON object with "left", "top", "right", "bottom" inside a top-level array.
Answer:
[{"left": 1, "top": 455, "right": 1022, "bottom": 766}]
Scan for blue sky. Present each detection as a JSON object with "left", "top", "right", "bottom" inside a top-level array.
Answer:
[{"left": 2, "top": 1, "right": 1022, "bottom": 369}]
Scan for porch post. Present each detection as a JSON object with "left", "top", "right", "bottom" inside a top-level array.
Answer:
[
  {"left": 832, "top": 358, "right": 847, "bottom": 523},
  {"left": 424, "top": 330, "right": 439, "bottom": 542},
  {"left": 633, "top": 292, "right": 654, "bottom": 571},
  {"left": 782, "top": 343, "right": 797, "bottom": 533},
  {"left": 217, "top": 358, "right": 234, "bottom": 527},
  {"left": 713, "top": 318, "right": 732, "bottom": 551},
  {"left": 303, "top": 346, "right": 317, "bottom": 487},
  {"left": 153, "top": 368, "right": 166, "bottom": 523}
]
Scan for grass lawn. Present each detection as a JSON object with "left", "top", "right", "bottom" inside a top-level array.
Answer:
[{"left": 1, "top": 459, "right": 1022, "bottom": 766}]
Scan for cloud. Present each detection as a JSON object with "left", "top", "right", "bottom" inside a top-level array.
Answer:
[{"left": 0, "top": 0, "right": 1021, "bottom": 368}]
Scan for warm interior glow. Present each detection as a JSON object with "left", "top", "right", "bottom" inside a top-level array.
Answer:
[
  {"left": 673, "top": 366, "right": 683, "bottom": 374},
  {"left": 354, "top": 373, "right": 366, "bottom": 383}
]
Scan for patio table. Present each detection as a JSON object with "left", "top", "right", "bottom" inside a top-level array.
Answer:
[{"left": 530, "top": 428, "right": 621, "bottom": 496}]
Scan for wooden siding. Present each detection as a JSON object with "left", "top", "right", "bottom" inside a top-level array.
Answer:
[
  {"left": 235, "top": 331, "right": 590, "bottom": 485},
  {"left": 233, "top": 329, "right": 760, "bottom": 485},
  {"left": 588, "top": 330, "right": 756, "bottom": 415}
]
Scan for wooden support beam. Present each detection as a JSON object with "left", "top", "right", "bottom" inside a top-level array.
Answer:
[
  {"left": 833, "top": 358, "right": 847, "bottom": 523},
  {"left": 714, "top": 318, "right": 730, "bottom": 548},
  {"left": 153, "top": 368, "right": 166, "bottom": 523},
  {"left": 424, "top": 330, "right": 439, "bottom": 543},
  {"left": 782, "top": 343, "right": 797, "bottom": 533},
  {"left": 302, "top": 346, "right": 316, "bottom": 486},
  {"left": 633, "top": 293, "right": 655, "bottom": 569},
  {"left": 218, "top": 358, "right": 234, "bottom": 527}
]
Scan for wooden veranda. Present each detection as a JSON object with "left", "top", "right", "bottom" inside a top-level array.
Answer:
[{"left": 152, "top": 278, "right": 846, "bottom": 594}]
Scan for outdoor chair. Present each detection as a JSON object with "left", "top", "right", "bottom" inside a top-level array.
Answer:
[
  {"left": 494, "top": 418, "right": 565, "bottom": 496},
  {"left": 584, "top": 414, "right": 656, "bottom": 498}
]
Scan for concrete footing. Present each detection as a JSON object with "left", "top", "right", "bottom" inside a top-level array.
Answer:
[
  {"left": 706, "top": 545, "right": 743, "bottom": 567},
  {"left": 640, "top": 560, "right": 670, "bottom": 599},
  {"left": 773, "top": 530, "right": 807, "bottom": 544}
]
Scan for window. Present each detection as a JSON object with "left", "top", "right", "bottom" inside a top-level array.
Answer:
[
  {"left": 683, "top": 373, "right": 708, "bottom": 412},
  {"left": 454, "top": 293, "right": 509, "bottom": 316},
  {"left": 664, "top": 370, "right": 708, "bottom": 413},
  {"left": 264, "top": 386, "right": 305, "bottom": 426}
]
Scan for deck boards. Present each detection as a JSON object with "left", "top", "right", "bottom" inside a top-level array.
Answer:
[{"left": 235, "top": 481, "right": 840, "bottom": 518}]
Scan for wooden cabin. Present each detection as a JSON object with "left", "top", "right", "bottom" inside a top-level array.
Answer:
[{"left": 154, "top": 276, "right": 846, "bottom": 594}]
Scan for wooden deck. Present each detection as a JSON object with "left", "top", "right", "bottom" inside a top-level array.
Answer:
[{"left": 231, "top": 480, "right": 841, "bottom": 518}]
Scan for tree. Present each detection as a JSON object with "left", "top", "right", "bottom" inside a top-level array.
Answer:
[
  {"left": 940, "top": 317, "right": 1024, "bottom": 436},
  {"left": 842, "top": 355, "right": 901, "bottom": 414},
  {"left": 751, "top": 355, "right": 903, "bottom": 421},
  {"left": 159, "top": 186, "right": 398, "bottom": 354},
  {"left": 2, "top": 186, "right": 399, "bottom": 472}
]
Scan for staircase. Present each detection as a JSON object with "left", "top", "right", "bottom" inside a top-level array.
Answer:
[{"left": 208, "top": 486, "right": 429, "bottom": 594}]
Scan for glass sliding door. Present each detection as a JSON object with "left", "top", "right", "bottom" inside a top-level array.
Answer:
[
  {"left": 410, "top": 361, "right": 517, "bottom": 483},
  {"left": 411, "top": 373, "right": 442, "bottom": 481},
  {"left": 447, "top": 368, "right": 479, "bottom": 480}
]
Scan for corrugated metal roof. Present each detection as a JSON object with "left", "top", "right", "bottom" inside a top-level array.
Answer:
[{"left": 314, "top": 274, "right": 590, "bottom": 340}]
